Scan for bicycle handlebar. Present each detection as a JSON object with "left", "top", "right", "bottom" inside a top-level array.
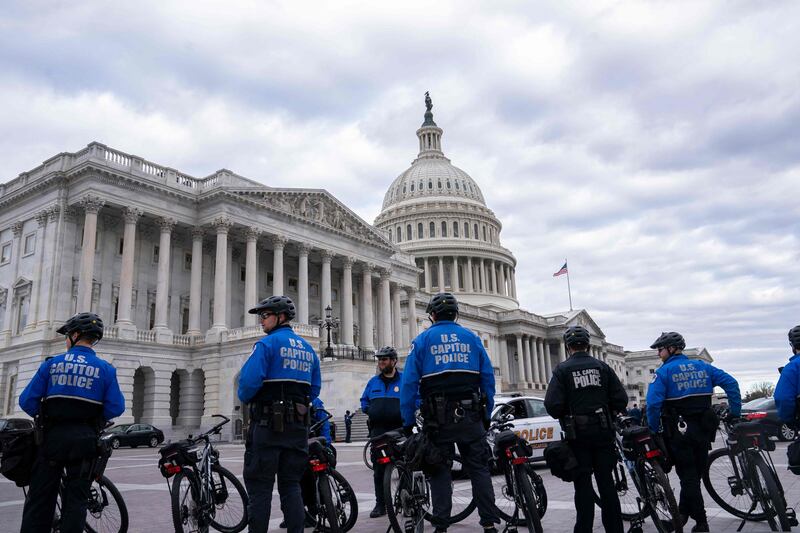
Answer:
[
  {"left": 309, "top": 409, "right": 333, "bottom": 434},
  {"left": 195, "top": 414, "right": 230, "bottom": 441}
]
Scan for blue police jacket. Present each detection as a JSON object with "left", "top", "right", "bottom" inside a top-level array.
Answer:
[
  {"left": 774, "top": 353, "right": 800, "bottom": 423},
  {"left": 237, "top": 324, "right": 321, "bottom": 404},
  {"left": 311, "top": 397, "right": 332, "bottom": 444},
  {"left": 360, "top": 371, "right": 403, "bottom": 431},
  {"left": 646, "top": 353, "right": 741, "bottom": 433},
  {"left": 400, "top": 320, "right": 495, "bottom": 427},
  {"left": 19, "top": 345, "right": 125, "bottom": 422}
]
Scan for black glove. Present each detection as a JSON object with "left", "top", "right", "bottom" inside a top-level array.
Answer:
[
  {"left": 402, "top": 425, "right": 414, "bottom": 437},
  {"left": 725, "top": 414, "right": 741, "bottom": 425}
]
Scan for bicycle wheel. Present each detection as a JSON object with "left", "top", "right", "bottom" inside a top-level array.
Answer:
[
  {"left": 171, "top": 469, "right": 207, "bottom": 533},
  {"left": 492, "top": 462, "right": 547, "bottom": 526},
  {"left": 208, "top": 465, "right": 248, "bottom": 533},
  {"left": 703, "top": 448, "right": 769, "bottom": 521},
  {"left": 83, "top": 475, "right": 129, "bottom": 533},
  {"left": 592, "top": 458, "right": 649, "bottom": 521},
  {"left": 514, "top": 462, "right": 543, "bottom": 533},
  {"left": 317, "top": 472, "right": 343, "bottom": 533},
  {"left": 383, "top": 462, "right": 405, "bottom": 533},
  {"left": 640, "top": 460, "right": 681, "bottom": 533},
  {"left": 752, "top": 452, "right": 790, "bottom": 531},
  {"left": 423, "top": 454, "right": 477, "bottom": 525},
  {"left": 363, "top": 441, "right": 373, "bottom": 470},
  {"left": 321, "top": 469, "right": 359, "bottom": 532}
]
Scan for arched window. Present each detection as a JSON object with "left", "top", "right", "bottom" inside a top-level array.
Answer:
[
  {"left": 453, "top": 221, "right": 459, "bottom": 237},
  {"left": 455, "top": 181, "right": 460, "bottom": 190},
  {"left": 420, "top": 180, "right": 424, "bottom": 191},
  {"left": 437, "top": 180, "right": 442, "bottom": 189},
  {"left": 441, "top": 221, "right": 447, "bottom": 237},
  {"left": 446, "top": 180, "right": 451, "bottom": 189},
  {"left": 410, "top": 182, "right": 415, "bottom": 192},
  {"left": 428, "top": 180, "right": 433, "bottom": 190},
  {"left": 396, "top": 226, "right": 402, "bottom": 243},
  {"left": 388, "top": 231, "right": 392, "bottom": 242},
  {"left": 483, "top": 226, "right": 487, "bottom": 241},
  {"left": 430, "top": 221, "right": 436, "bottom": 237},
  {"left": 418, "top": 222, "right": 424, "bottom": 239},
  {"left": 406, "top": 224, "right": 412, "bottom": 241},
  {"left": 474, "top": 224, "right": 479, "bottom": 239},
  {"left": 402, "top": 184, "right": 407, "bottom": 194},
  {"left": 464, "top": 222, "right": 469, "bottom": 238}
]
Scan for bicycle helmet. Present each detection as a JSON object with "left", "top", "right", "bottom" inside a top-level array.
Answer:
[
  {"left": 56, "top": 312, "right": 104, "bottom": 344},
  {"left": 788, "top": 325, "right": 800, "bottom": 349},
  {"left": 248, "top": 295, "right": 296, "bottom": 321},
  {"left": 563, "top": 326, "right": 591, "bottom": 348},
  {"left": 375, "top": 346, "right": 398, "bottom": 359},
  {"left": 425, "top": 292, "right": 458, "bottom": 320},
  {"left": 649, "top": 331, "right": 686, "bottom": 351}
]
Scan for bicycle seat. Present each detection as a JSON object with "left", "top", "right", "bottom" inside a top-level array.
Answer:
[
  {"left": 620, "top": 426, "right": 649, "bottom": 439},
  {"left": 370, "top": 429, "right": 404, "bottom": 444},
  {"left": 308, "top": 436, "right": 328, "bottom": 452},
  {"left": 494, "top": 429, "right": 518, "bottom": 449}
]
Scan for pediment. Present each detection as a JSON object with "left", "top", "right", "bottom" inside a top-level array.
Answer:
[
  {"left": 12, "top": 277, "right": 31, "bottom": 289},
  {"left": 250, "top": 189, "right": 392, "bottom": 249},
  {"left": 566, "top": 310, "right": 605, "bottom": 339}
]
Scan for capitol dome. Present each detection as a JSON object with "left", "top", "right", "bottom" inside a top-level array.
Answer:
[{"left": 375, "top": 94, "right": 518, "bottom": 311}]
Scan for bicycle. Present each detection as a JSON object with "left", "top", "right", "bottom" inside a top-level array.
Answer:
[
  {"left": 489, "top": 406, "right": 545, "bottom": 533},
  {"left": 158, "top": 414, "right": 248, "bottom": 533},
  {"left": 590, "top": 415, "right": 681, "bottom": 533},
  {"left": 363, "top": 439, "right": 374, "bottom": 470},
  {"left": 372, "top": 428, "right": 476, "bottom": 533},
  {"left": 702, "top": 410, "right": 797, "bottom": 531}
]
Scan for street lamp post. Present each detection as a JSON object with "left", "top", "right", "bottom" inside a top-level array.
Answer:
[{"left": 321, "top": 305, "right": 339, "bottom": 359}]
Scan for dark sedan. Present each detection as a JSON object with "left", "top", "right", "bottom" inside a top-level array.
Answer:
[
  {"left": 0, "top": 418, "right": 34, "bottom": 448},
  {"left": 742, "top": 397, "right": 796, "bottom": 441},
  {"left": 101, "top": 423, "right": 164, "bottom": 449}
]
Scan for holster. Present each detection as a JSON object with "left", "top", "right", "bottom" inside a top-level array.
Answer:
[
  {"left": 425, "top": 393, "right": 482, "bottom": 426},
  {"left": 560, "top": 416, "right": 577, "bottom": 441},
  {"left": 252, "top": 398, "right": 311, "bottom": 432}
]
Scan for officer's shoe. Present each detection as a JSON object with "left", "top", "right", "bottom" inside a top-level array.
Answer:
[
  {"left": 369, "top": 504, "right": 386, "bottom": 518},
  {"left": 278, "top": 517, "right": 315, "bottom": 528},
  {"left": 691, "top": 522, "right": 710, "bottom": 532}
]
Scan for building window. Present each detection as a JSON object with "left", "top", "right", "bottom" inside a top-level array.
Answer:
[
  {"left": 184, "top": 252, "right": 192, "bottom": 271},
  {"left": 149, "top": 303, "right": 156, "bottom": 329},
  {"left": 473, "top": 224, "right": 479, "bottom": 239},
  {"left": 446, "top": 180, "right": 451, "bottom": 189},
  {"left": 483, "top": 226, "right": 487, "bottom": 241},
  {"left": 118, "top": 238, "right": 124, "bottom": 255},
  {"left": 455, "top": 181, "right": 460, "bottom": 190},
  {"left": 5, "top": 374, "right": 16, "bottom": 415},
  {"left": 417, "top": 223, "right": 423, "bottom": 239},
  {"left": 636, "top": 369, "right": 642, "bottom": 376},
  {"left": 0, "top": 242, "right": 10, "bottom": 265},
  {"left": 396, "top": 227, "right": 402, "bottom": 243},
  {"left": 428, "top": 180, "right": 433, "bottom": 190},
  {"left": 649, "top": 368, "right": 655, "bottom": 374},
  {"left": 464, "top": 222, "right": 469, "bottom": 239},
  {"left": 453, "top": 221, "right": 459, "bottom": 237},
  {"left": 181, "top": 307, "right": 189, "bottom": 334},
  {"left": 332, "top": 288, "right": 339, "bottom": 301},
  {"left": 113, "top": 297, "right": 119, "bottom": 323},
  {"left": 429, "top": 221, "right": 435, "bottom": 238},
  {"left": 266, "top": 272, "right": 273, "bottom": 287},
  {"left": 406, "top": 224, "right": 412, "bottom": 241},
  {"left": 23, "top": 234, "right": 36, "bottom": 256},
  {"left": 438, "top": 180, "right": 442, "bottom": 189},
  {"left": 410, "top": 182, "right": 415, "bottom": 192},
  {"left": 441, "top": 221, "right": 447, "bottom": 237},
  {"left": 240, "top": 267, "right": 246, "bottom": 282},
  {"left": 15, "top": 294, "right": 29, "bottom": 334},
  {"left": 288, "top": 278, "right": 298, "bottom": 291},
  {"left": 153, "top": 244, "right": 160, "bottom": 264}
]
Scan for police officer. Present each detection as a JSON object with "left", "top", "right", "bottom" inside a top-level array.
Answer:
[
  {"left": 360, "top": 345, "right": 404, "bottom": 518},
  {"left": 400, "top": 292, "right": 499, "bottom": 533},
  {"left": 646, "top": 331, "right": 741, "bottom": 532},
  {"left": 238, "top": 295, "right": 321, "bottom": 533},
  {"left": 19, "top": 313, "right": 125, "bottom": 533},
  {"left": 775, "top": 325, "right": 800, "bottom": 426},
  {"left": 544, "top": 325, "right": 627, "bottom": 533}
]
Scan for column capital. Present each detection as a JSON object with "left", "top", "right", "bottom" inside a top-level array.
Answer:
[
  {"left": 270, "top": 234, "right": 288, "bottom": 248},
  {"left": 244, "top": 227, "right": 261, "bottom": 241},
  {"left": 122, "top": 207, "right": 143, "bottom": 224},
  {"left": 156, "top": 216, "right": 177, "bottom": 233},
  {"left": 79, "top": 195, "right": 105, "bottom": 214},
  {"left": 404, "top": 285, "right": 416, "bottom": 296},
  {"left": 359, "top": 262, "right": 374, "bottom": 275},
  {"left": 297, "top": 242, "right": 312, "bottom": 255},
  {"left": 212, "top": 216, "right": 232, "bottom": 234},
  {"left": 379, "top": 268, "right": 392, "bottom": 281},
  {"left": 342, "top": 256, "right": 355, "bottom": 268},
  {"left": 35, "top": 210, "right": 49, "bottom": 228},
  {"left": 320, "top": 249, "right": 334, "bottom": 262},
  {"left": 11, "top": 221, "right": 23, "bottom": 238},
  {"left": 47, "top": 205, "right": 61, "bottom": 223},
  {"left": 191, "top": 227, "right": 206, "bottom": 240},
  {"left": 63, "top": 206, "right": 78, "bottom": 222}
]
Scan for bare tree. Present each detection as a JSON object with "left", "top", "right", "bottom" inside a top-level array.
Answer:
[{"left": 743, "top": 381, "right": 775, "bottom": 403}]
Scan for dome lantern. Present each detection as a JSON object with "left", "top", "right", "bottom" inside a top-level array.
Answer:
[{"left": 415, "top": 91, "right": 445, "bottom": 161}]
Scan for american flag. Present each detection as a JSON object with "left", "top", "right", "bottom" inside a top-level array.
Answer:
[{"left": 553, "top": 262, "right": 568, "bottom": 277}]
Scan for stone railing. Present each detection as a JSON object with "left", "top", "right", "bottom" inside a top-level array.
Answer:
[
  {"left": 136, "top": 330, "right": 156, "bottom": 343},
  {"left": 101, "top": 322, "right": 319, "bottom": 347},
  {"left": 105, "top": 325, "right": 119, "bottom": 339}
]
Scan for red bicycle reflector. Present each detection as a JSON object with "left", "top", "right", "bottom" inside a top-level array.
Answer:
[
  {"left": 164, "top": 463, "right": 182, "bottom": 475},
  {"left": 645, "top": 449, "right": 661, "bottom": 459},
  {"left": 745, "top": 412, "right": 768, "bottom": 420},
  {"left": 310, "top": 460, "right": 327, "bottom": 472},
  {"left": 511, "top": 457, "right": 527, "bottom": 465},
  {"left": 376, "top": 456, "right": 392, "bottom": 465}
]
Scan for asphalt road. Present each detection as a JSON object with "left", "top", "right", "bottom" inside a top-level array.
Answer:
[{"left": 2, "top": 437, "right": 800, "bottom": 532}]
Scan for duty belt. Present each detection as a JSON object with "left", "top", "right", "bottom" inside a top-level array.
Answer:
[
  {"left": 250, "top": 399, "right": 310, "bottom": 432},
  {"left": 424, "top": 393, "right": 483, "bottom": 425}
]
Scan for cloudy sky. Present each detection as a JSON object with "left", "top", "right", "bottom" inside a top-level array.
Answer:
[{"left": 2, "top": 1, "right": 798, "bottom": 392}]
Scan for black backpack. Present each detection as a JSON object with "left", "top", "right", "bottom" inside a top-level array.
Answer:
[
  {"left": 0, "top": 430, "right": 37, "bottom": 487},
  {"left": 543, "top": 440, "right": 579, "bottom": 482},
  {"left": 788, "top": 440, "right": 800, "bottom": 475}
]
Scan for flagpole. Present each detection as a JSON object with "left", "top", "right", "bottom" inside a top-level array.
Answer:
[{"left": 565, "top": 258, "right": 573, "bottom": 311}]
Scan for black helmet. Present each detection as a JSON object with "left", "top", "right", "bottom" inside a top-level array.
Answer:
[
  {"left": 788, "top": 326, "right": 800, "bottom": 349},
  {"left": 56, "top": 312, "right": 104, "bottom": 341},
  {"left": 375, "top": 346, "right": 398, "bottom": 359},
  {"left": 248, "top": 295, "right": 296, "bottom": 321},
  {"left": 426, "top": 292, "right": 459, "bottom": 319},
  {"left": 563, "top": 326, "right": 590, "bottom": 347},
  {"left": 650, "top": 331, "right": 686, "bottom": 351}
]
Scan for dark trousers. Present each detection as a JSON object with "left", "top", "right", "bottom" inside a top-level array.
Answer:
[
  {"left": 428, "top": 415, "right": 499, "bottom": 528},
  {"left": 243, "top": 423, "right": 308, "bottom": 533},
  {"left": 345, "top": 424, "right": 351, "bottom": 443},
  {"left": 20, "top": 424, "right": 97, "bottom": 533},
  {"left": 668, "top": 433, "right": 709, "bottom": 522},
  {"left": 570, "top": 440, "right": 623, "bottom": 533}
]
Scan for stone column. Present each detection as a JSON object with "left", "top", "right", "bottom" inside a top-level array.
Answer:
[
  {"left": 341, "top": 257, "right": 354, "bottom": 345},
  {"left": 391, "top": 284, "right": 403, "bottom": 347},
  {"left": 271, "top": 235, "right": 286, "bottom": 296},
  {"left": 320, "top": 250, "right": 333, "bottom": 319},
  {"left": 297, "top": 244, "right": 310, "bottom": 324},
  {"left": 406, "top": 287, "right": 418, "bottom": 342},
  {"left": 437, "top": 257, "right": 445, "bottom": 291},
  {"left": 531, "top": 337, "right": 541, "bottom": 385},
  {"left": 452, "top": 257, "right": 460, "bottom": 292},
  {"left": 498, "top": 263, "right": 507, "bottom": 297},
  {"left": 209, "top": 217, "right": 231, "bottom": 337},
  {"left": 244, "top": 228, "right": 260, "bottom": 326},
  {"left": 145, "top": 368, "right": 173, "bottom": 428},
  {"left": 423, "top": 257, "right": 431, "bottom": 291},
  {"left": 511, "top": 268, "right": 518, "bottom": 298},
  {"left": 491, "top": 261, "right": 498, "bottom": 294},
  {"left": 378, "top": 269, "right": 392, "bottom": 347},
  {"left": 177, "top": 370, "right": 204, "bottom": 427},
  {"left": 466, "top": 257, "right": 474, "bottom": 292},
  {"left": 114, "top": 365, "right": 136, "bottom": 424},
  {"left": 559, "top": 339, "right": 567, "bottom": 362},
  {"left": 360, "top": 264, "right": 374, "bottom": 350},
  {"left": 480, "top": 259, "right": 487, "bottom": 293},
  {"left": 538, "top": 338, "right": 547, "bottom": 383},
  {"left": 186, "top": 228, "right": 204, "bottom": 336},
  {"left": 116, "top": 208, "right": 142, "bottom": 332},
  {"left": 153, "top": 217, "right": 176, "bottom": 334},
  {"left": 27, "top": 211, "right": 49, "bottom": 329},
  {"left": 77, "top": 196, "right": 105, "bottom": 311},
  {"left": 515, "top": 335, "right": 525, "bottom": 385},
  {"left": 544, "top": 342, "right": 553, "bottom": 381},
  {"left": 37, "top": 206, "right": 61, "bottom": 328},
  {"left": 522, "top": 335, "right": 532, "bottom": 384},
  {"left": 499, "top": 338, "right": 510, "bottom": 391}
]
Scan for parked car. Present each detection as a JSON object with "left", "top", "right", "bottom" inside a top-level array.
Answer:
[
  {"left": 0, "top": 418, "right": 34, "bottom": 449},
  {"left": 101, "top": 423, "right": 165, "bottom": 449},
  {"left": 741, "top": 396, "right": 796, "bottom": 441},
  {"left": 489, "top": 394, "right": 561, "bottom": 462}
]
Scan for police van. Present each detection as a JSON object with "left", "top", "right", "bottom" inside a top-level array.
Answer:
[{"left": 489, "top": 393, "right": 561, "bottom": 462}]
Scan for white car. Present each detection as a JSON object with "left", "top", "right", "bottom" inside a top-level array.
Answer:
[{"left": 489, "top": 393, "right": 562, "bottom": 461}]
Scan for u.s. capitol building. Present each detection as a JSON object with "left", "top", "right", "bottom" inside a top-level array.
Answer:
[{"left": 0, "top": 100, "right": 630, "bottom": 439}]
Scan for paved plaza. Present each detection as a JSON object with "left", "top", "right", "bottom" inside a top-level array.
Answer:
[{"left": 2, "top": 436, "right": 799, "bottom": 532}]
